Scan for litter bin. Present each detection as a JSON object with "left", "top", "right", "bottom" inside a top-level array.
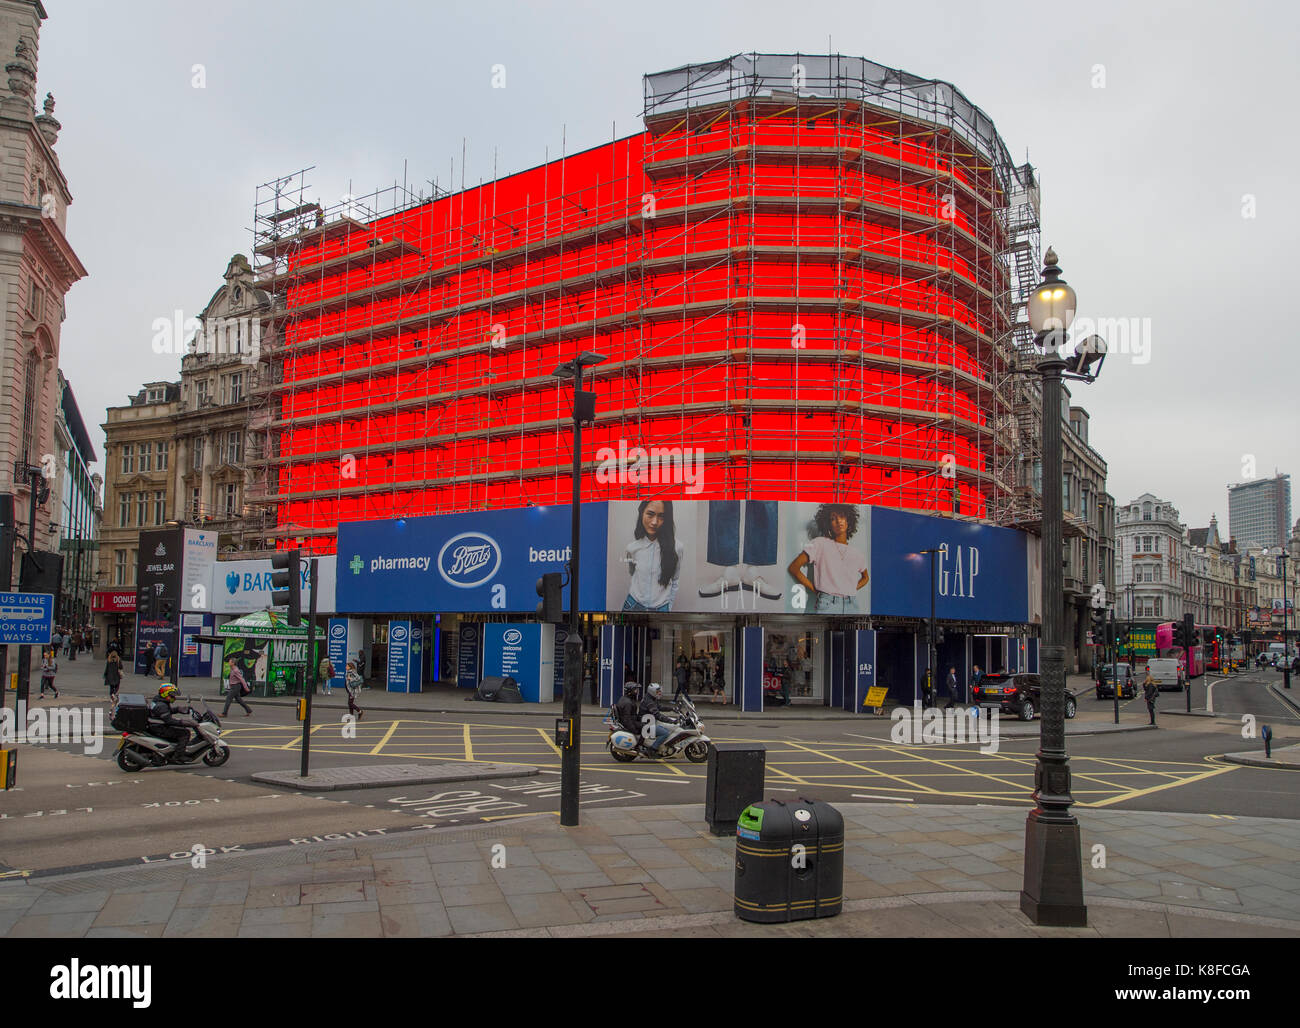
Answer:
[
  {"left": 734, "top": 798, "right": 843, "bottom": 923},
  {"left": 705, "top": 743, "right": 766, "bottom": 836}
]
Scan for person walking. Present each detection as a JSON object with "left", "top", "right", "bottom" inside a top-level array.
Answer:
[
  {"left": 672, "top": 655, "right": 691, "bottom": 702},
  {"left": 104, "top": 650, "right": 123, "bottom": 703},
  {"left": 222, "top": 658, "right": 254, "bottom": 717},
  {"left": 944, "top": 666, "right": 961, "bottom": 709},
  {"left": 51, "top": 627, "right": 63, "bottom": 658},
  {"left": 153, "top": 641, "right": 169, "bottom": 680},
  {"left": 38, "top": 648, "right": 59, "bottom": 699},
  {"left": 1142, "top": 668, "right": 1159, "bottom": 727},
  {"left": 318, "top": 654, "right": 335, "bottom": 696},
  {"left": 344, "top": 661, "right": 364, "bottom": 721}
]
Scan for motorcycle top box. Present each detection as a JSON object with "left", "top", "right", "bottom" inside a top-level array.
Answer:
[
  {"left": 734, "top": 798, "right": 844, "bottom": 924},
  {"left": 110, "top": 695, "right": 151, "bottom": 733}
]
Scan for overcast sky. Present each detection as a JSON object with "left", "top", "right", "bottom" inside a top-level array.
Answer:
[{"left": 39, "top": 0, "right": 1299, "bottom": 535}]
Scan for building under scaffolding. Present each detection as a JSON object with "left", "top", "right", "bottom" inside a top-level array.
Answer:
[{"left": 247, "top": 54, "right": 1044, "bottom": 553}]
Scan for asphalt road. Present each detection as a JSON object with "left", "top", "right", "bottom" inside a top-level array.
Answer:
[{"left": 4, "top": 683, "right": 1297, "bottom": 880}]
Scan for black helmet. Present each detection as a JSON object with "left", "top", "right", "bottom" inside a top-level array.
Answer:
[{"left": 623, "top": 681, "right": 639, "bottom": 696}]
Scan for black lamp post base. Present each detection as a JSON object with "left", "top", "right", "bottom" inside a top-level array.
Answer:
[{"left": 1020, "top": 813, "right": 1087, "bottom": 927}]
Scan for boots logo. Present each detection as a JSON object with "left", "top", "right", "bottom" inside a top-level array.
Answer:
[{"left": 438, "top": 532, "right": 502, "bottom": 589}]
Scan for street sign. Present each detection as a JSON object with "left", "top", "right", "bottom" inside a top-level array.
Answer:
[{"left": 0, "top": 592, "right": 54, "bottom": 645}]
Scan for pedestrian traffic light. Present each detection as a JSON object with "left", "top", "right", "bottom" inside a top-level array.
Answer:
[
  {"left": 1116, "top": 624, "right": 1129, "bottom": 650},
  {"left": 536, "top": 572, "right": 563, "bottom": 623},
  {"left": 270, "top": 548, "right": 302, "bottom": 626}
]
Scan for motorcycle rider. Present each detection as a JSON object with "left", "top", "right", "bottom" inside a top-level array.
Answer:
[
  {"left": 638, "top": 682, "right": 675, "bottom": 754},
  {"left": 149, "top": 684, "right": 194, "bottom": 764},
  {"left": 613, "top": 681, "right": 641, "bottom": 735}
]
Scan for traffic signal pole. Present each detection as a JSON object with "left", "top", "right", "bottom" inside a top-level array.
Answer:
[
  {"left": 300, "top": 559, "right": 318, "bottom": 778},
  {"left": 1110, "top": 606, "right": 1118, "bottom": 725}
]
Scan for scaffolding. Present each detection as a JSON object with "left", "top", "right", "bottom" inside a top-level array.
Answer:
[{"left": 246, "top": 54, "right": 1043, "bottom": 552}]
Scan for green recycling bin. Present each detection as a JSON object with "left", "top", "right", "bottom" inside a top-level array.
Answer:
[{"left": 734, "top": 798, "right": 843, "bottom": 923}]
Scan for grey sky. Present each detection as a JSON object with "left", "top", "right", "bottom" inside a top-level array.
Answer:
[{"left": 41, "top": 0, "right": 1299, "bottom": 533}]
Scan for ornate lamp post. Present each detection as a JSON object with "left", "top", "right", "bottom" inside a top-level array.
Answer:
[{"left": 1020, "top": 249, "right": 1105, "bottom": 927}]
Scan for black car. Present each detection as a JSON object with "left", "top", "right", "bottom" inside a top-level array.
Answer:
[
  {"left": 972, "top": 672, "right": 1076, "bottom": 722},
  {"left": 1095, "top": 663, "right": 1136, "bottom": 700}
]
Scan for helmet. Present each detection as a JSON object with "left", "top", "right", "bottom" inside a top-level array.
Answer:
[
  {"left": 646, "top": 683, "right": 663, "bottom": 699},
  {"left": 158, "top": 684, "right": 178, "bottom": 702},
  {"left": 623, "top": 681, "right": 639, "bottom": 696}
]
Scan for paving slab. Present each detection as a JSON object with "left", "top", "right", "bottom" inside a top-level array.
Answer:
[{"left": 251, "top": 762, "right": 538, "bottom": 791}]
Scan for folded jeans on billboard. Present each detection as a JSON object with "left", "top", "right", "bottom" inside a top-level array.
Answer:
[{"left": 706, "top": 500, "right": 778, "bottom": 567}]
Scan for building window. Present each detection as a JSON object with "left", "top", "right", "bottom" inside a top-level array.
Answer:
[
  {"left": 222, "top": 483, "right": 238, "bottom": 515},
  {"left": 121, "top": 444, "right": 135, "bottom": 475},
  {"left": 191, "top": 487, "right": 200, "bottom": 518},
  {"left": 119, "top": 492, "right": 130, "bottom": 528},
  {"left": 1142, "top": 503, "right": 1152, "bottom": 521},
  {"left": 158, "top": 441, "right": 169, "bottom": 471},
  {"left": 139, "top": 441, "right": 153, "bottom": 473},
  {"left": 21, "top": 351, "right": 40, "bottom": 465},
  {"left": 114, "top": 549, "right": 128, "bottom": 586},
  {"left": 225, "top": 432, "right": 242, "bottom": 464},
  {"left": 136, "top": 493, "right": 147, "bottom": 527},
  {"left": 229, "top": 372, "right": 244, "bottom": 403},
  {"left": 1154, "top": 565, "right": 1162, "bottom": 583},
  {"left": 1154, "top": 597, "right": 1163, "bottom": 617},
  {"left": 196, "top": 379, "right": 210, "bottom": 406},
  {"left": 153, "top": 491, "right": 166, "bottom": 525}
]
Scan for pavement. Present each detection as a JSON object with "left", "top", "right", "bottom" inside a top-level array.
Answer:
[{"left": 2, "top": 801, "right": 1298, "bottom": 938}]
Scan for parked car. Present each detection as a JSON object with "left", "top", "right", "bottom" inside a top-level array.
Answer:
[
  {"left": 1096, "top": 663, "right": 1136, "bottom": 700},
  {"left": 972, "top": 672, "right": 1076, "bottom": 722},
  {"left": 1144, "top": 657, "right": 1185, "bottom": 692}
]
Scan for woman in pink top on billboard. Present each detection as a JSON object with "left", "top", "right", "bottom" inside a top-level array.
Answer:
[{"left": 787, "top": 504, "right": 870, "bottom": 615}]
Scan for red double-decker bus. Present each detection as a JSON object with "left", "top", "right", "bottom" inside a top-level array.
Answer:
[{"left": 1155, "top": 622, "right": 1206, "bottom": 678}]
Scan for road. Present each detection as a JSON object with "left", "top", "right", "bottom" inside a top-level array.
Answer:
[{"left": 3, "top": 682, "right": 1296, "bottom": 879}]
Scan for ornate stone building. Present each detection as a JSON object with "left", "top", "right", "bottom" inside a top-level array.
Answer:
[
  {"left": 1060, "top": 395, "right": 1115, "bottom": 673},
  {"left": 1115, "top": 493, "right": 1184, "bottom": 623},
  {"left": 0, "top": 1, "right": 86, "bottom": 566}
]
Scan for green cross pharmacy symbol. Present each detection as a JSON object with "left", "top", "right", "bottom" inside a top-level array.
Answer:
[{"left": 349, "top": 555, "right": 364, "bottom": 574}]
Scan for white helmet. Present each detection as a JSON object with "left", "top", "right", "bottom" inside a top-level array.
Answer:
[{"left": 646, "top": 683, "right": 663, "bottom": 699}]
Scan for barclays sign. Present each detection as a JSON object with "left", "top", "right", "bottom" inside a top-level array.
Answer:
[{"left": 212, "top": 558, "right": 336, "bottom": 615}]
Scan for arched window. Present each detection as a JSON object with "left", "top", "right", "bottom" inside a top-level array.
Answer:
[
  {"left": 20, "top": 349, "right": 39, "bottom": 464},
  {"left": 1142, "top": 502, "right": 1153, "bottom": 521}
]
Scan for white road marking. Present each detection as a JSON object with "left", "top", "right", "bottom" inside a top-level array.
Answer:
[
  {"left": 852, "top": 793, "right": 912, "bottom": 802},
  {"left": 635, "top": 777, "right": 692, "bottom": 785}
]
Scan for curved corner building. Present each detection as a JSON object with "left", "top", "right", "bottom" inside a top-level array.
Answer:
[{"left": 250, "top": 54, "right": 1043, "bottom": 553}]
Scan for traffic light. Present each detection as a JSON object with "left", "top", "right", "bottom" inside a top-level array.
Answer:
[
  {"left": 1173, "top": 622, "right": 1186, "bottom": 648},
  {"left": 1090, "top": 606, "right": 1106, "bottom": 642},
  {"left": 1190, "top": 628, "right": 1201, "bottom": 647},
  {"left": 1116, "top": 624, "right": 1130, "bottom": 650},
  {"left": 1243, "top": 629, "right": 1253, "bottom": 648},
  {"left": 270, "top": 548, "right": 302, "bottom": 626},
  {"left": 536, "top": 573, "right": 563, "bottom": 623}
]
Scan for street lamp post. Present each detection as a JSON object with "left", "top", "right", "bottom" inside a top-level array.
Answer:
[
  {"left": 1020, "top": 249, "right": 1105, "bottom": 928},
  {"left": 919, "top": 548, "right": 939, "bottom": 705},
  {"left": 552, "top": 351, "right": 605, "bottom": 827},
  {"left": 1279, "top": 550, "right": 1291, "bottom": 689}
]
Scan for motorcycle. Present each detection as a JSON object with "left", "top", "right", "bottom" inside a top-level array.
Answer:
[
  {"left": 113, "top": 696, "right": 231, "bottom": 772},
  {"left": 605, "top": 694, "right": 712, "bottom": 763}
]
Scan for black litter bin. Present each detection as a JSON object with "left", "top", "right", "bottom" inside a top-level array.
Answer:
[{"left": 734, "top": 798, "right": 843, "bottom": 923}]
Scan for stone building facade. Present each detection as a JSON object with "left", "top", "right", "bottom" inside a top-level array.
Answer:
[{"left": 0, "top": 0, "right": 86, "bottom": 566}]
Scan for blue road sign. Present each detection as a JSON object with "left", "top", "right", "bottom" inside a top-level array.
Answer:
[{"left": 0, "top": 592, "right": 54, "bottom": 645}]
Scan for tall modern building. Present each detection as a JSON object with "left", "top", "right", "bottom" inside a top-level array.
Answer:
[{"left": 1229, "top": 473, "right": 1291, "bottom": 550}]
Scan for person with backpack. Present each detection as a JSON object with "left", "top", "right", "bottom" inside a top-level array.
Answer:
[
  {"left": 38, "top": 648, "right": 59, "bottom": 699},
  {"left": 222, "top": 657, "right": 254, "bottom": 717},
  {"left": 318, "top": 654, "right": 335, "bottom": 696},
  {"left": 344, "top": 661, "right": 364, "bottom": 721},
  {"left": 153, "top": 641, "right": 169, "bottom": 679}
]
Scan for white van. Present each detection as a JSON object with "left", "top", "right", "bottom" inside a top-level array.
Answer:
[
  {"left": 1266, "top": 643, "right": 1290, "bottom": 666},
  {"left": 1145, "top": 657, "right": 1185, "bottom": 691}
]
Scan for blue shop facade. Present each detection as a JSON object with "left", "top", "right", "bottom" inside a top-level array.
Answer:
[{"left": 334, "top": 500, "right": 1043, "bottom": 712}]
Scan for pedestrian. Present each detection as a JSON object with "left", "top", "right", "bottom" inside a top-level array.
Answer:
[
  {"left": 68, "top": 630, "right": 80, "bottom": 661},
  {"left": 344, "top": 661, "right": 364, "bottom": 721},
  {"left": 153, "top": 640, "right": 169, "bottom": 679},
  {"left": 222, "top": 657, "right": 254, "bottom": 717},
  {"left": 51, "top": 627, "right": 62, "bottom": 658},
  {"left": 944, "top": 666, "right": 960, "bottom": 709},
  {"left": 672, "top": 655, "right": 691, "bottom": 701},
  {"left": 39, "top": 648, "right": 58, "bottom": 699},
  {"left": 104, "top": 650, "right": 122, "bottom": 702},
  {"left": 145, "top": 642, "right": 157, "bottom": 677},
  {"left": 1142, "top": 669, "right": 1159, "bottom": 727},
  {"left": 971, "top": 663, "right": 984, "bottom": 697},
  {"left": 356, "top": 649, "right": 368, "bottom": 688},
  {"left": 318, "top": 653, "right": 335, "bottom": 696}
]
